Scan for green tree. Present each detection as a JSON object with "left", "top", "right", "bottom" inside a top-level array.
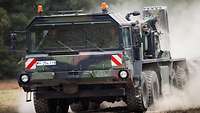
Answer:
[
  {"left": 0, "top": 0, "right": 103, "bottom": 79},
  {"left": 0, "top": 7, "right": 19, "bottom": 79},
  {"left": 0, "top": 7, "right": 10, "bottom": 47},
  {"left": 46, "top": 0, "right": 97, "bottom": 11}
]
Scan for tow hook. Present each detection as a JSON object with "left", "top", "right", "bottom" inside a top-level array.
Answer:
[{"left": 26, "top": 92, "right": 32, "bottom": 102}]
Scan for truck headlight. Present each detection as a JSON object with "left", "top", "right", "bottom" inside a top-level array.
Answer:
[
  {"left": 20, "top": 74, "right": 30, "bottom": 83},
  {"left": 119, "top": 70, "right": 129, "bottom": 79}
]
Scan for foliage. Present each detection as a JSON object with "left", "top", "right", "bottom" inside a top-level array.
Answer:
[
  {"left": 0, "top": 7, "right": 10, "bottom": 46},
  {"left": 0, "top": 49, "right": 20, "bottom": 79},
  {"left": 0, "top": 0, "right": 99, "bottom": 79}
]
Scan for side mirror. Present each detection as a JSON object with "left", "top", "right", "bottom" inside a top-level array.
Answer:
[
  {"left": 9, "top": 31, "right": 27, "bottom": 54},
  {"left": 10, "top": 32, "right": 17, "bottom": 51},
  {"left": 132, "top": 11, "right": 141, "bottom": 16}
]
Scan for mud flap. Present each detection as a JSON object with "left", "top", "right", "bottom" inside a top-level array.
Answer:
[{"left": 133, "top": 60, "right": 142, "bottom": 84}]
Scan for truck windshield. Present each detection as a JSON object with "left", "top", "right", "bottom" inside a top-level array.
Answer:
[{"left": 30, "top": 23, "right": 120, "bottom": 52}]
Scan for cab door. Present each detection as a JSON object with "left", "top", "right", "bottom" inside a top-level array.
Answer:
[{"left": 121, "top": 27, "right": 134, "bottom": 69}]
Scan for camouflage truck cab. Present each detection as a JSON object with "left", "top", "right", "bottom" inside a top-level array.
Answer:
[
  {"left": 19, "top": 13, "right": 136, "bottom": 112},
  {"left": 18, "top": 6, "right": 188, "bottom": 113}
]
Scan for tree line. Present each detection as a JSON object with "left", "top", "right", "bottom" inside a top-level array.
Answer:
[{"left": 0, "top": 0, "right": 100, "bottom": 79}]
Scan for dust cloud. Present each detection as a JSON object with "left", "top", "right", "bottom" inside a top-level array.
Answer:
[
  {"left": 17, "top": 92, "right": 35, "bottom": 113},
  {"left": 169, "top": 0, "right": 200, "bottom": 59},
  {"left": 153, "top": 59, "right": 200, "bottom": 112},
  {"left": 110, "top": 0, "right": 200, "bottom": 58},
  {"left": 154, "top": 0, "right": 200, "bottom": 111},
  {"left": 110, "top": 0, "right": 200, "bottom": 112}
]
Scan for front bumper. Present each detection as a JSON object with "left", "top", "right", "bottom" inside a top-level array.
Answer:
[
  {"left": 20, "top": 78, "right": 130, "bottom": 99},
  {"left": 35, "top": 87, "right": 126, "bottom": 99},
  {"left": 20, "top": 77, "right": 130, "bottom": 90},
  {"left": 19, "top": 69, "right": 132, "bottom": 90}
]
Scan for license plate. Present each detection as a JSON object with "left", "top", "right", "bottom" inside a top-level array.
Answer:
[{"left": 37, "top": 60, "right": 56, "bottom": 66}]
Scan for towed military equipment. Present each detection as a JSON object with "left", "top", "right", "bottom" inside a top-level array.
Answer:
[{"left": 17, "top": 3, "right": 188, "bottom": 113}]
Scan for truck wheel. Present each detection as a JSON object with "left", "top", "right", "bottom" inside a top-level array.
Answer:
[
  {"left": 173, "top": 66, "right": 187, "bottom": 89},
  {"left": 70, "top": 101, "right": 89, "bottom": 112},
  {"left": 126, "top": 71, "right": 160, "bottom": 112},
  {"left": 34, "top": 93, "right": 49, "bottom": 113},
  {"left": 141, "top": 71, "right": 160, "bottom": 108},
  {"left": 34, "top": 93, "right": 68, "bottom": 113},
  {"left": 126, "top": 86, "right": 145, "bottom": 112}
]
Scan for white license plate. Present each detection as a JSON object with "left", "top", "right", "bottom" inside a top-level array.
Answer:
[{"left": 37, "top": 60, "right": 56, "bottom": 66}]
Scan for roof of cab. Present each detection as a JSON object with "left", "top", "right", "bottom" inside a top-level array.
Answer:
[{"left": 26, "top": 13, "right": 131, "bottom": 30}]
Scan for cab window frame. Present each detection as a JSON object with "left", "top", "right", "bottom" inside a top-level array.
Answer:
[
  {"left": 26, "top": 23, "right": 123, "bottom": 53},
  {"left": 121, "top": 27, "right": 132, "bottom": 49}
]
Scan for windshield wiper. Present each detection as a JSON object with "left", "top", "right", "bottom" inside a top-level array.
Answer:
[
  {"left": 56, "top": 40, "right": 75, "bottom": 52},
  {"left": 86, "top": 40, "right": 104, "bottom": 52},
  {"left": 36, "top": 36, "right": 47, "bottom": 50}
]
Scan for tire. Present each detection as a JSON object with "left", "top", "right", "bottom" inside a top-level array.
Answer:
[
  {"left": 127, "top": 86, "right": 145, "bottom": 112},
  {"left": 173, "top": 66, "right": 187, "bottom": 89},
  {"left": 150, "top": 71, "right": 160, "bottom": 102},
  {"left": 34, "top": 93, "right": 49, "bottom": 113},
  {"left": 141, "top": 71, "right": 160, "bottom": 108},
  {"left": 126, "top": 71, "right": 160, "bottom": 112},
  {"left": 34, "top": 93, "right": 69, "bottom": 113}
]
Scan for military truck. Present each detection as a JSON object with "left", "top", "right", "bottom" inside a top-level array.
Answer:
[{"left": 17, "top": 3, "right": 188, "bottom": 113}]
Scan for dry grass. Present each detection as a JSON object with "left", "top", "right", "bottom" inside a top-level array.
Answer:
[
  {"left": 0, "top": 80, "right": 19, "bottom": 90},
  {"left": 0, "top": 89, "right": 19, "bottom": 113},
  {"left": 0, "top": 80, "right": 19, "bottom": 113}
]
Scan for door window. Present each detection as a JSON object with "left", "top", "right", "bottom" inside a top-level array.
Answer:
[{"left": 122, "top": 27, "right": 131, "bottom": 48}]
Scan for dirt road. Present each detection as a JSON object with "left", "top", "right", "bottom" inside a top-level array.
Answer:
[
  {"left": 1, "top": 80, "right": 200, "bottom": 113},
  {"left": 72, "top": 108, "right": 200, "bottom": 113},
  {"left": 70, "top": 108, "right": 200, "bottom": 113}
]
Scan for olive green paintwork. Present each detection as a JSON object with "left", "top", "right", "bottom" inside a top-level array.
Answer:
[{"left": 26, "top": 51, "right": 127, "bottom": 80}]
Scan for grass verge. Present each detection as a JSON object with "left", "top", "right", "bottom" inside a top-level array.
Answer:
[
  {"left": 0, "top": 80, "right": 19, "bottom": 113},
  {"left": 0, "top": 89, "right": 19, "bottom": 113}
]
